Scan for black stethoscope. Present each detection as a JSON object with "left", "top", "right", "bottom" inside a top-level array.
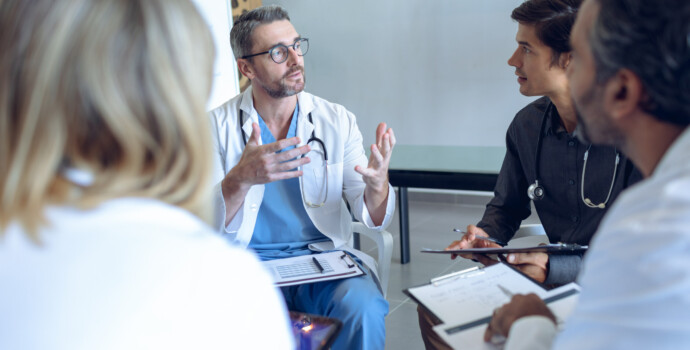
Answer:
[
  {"left": 239, "top": 108, "right": 329, "bottom": 207},
  {"left": 527, "top": 102, "right": 619, "bottom": 209}
]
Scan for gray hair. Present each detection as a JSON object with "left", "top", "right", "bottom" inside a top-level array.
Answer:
[
  {"left": 590, "top": 0, "right": 690, "bottom": 126},
  {"left": 230, "top": 5, "right": 290, "bottom": 60}
]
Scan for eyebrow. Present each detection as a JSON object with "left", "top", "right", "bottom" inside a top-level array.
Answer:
[
  {"left": 270, "top": 36, "right": 303, "bottom": 48},
  {"left": 518, "top": 41, "right": 533, "bottom": 47}
]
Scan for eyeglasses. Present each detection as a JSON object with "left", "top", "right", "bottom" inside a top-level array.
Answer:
[{"left": 241, "top": 38, "right": 309, "bottom": 64}]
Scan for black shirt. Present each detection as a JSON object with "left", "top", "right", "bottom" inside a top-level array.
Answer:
[{"left": 477, "top": 97, "right": 642, "bottom": 284}]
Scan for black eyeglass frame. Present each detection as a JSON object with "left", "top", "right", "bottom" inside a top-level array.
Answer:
[{"left": 241, "top": 38, "right": 309, "bottom": 63}]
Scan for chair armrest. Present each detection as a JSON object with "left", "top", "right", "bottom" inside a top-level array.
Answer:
[{"left": 351, "top": 222, "right": 393, "bottom": 297}]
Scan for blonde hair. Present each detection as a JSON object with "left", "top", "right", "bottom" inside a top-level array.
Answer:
[{"left": 0, "top": 0, "right": 216, "bottom": 239}]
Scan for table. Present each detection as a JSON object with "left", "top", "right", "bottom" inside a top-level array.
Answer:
[{"left": 388, "top": 145, "right": 505, "bottom": 264}]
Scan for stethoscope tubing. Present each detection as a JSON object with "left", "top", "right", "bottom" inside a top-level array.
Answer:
[{"left": 530, "top": 101, "right": 618, "bottom": 208}]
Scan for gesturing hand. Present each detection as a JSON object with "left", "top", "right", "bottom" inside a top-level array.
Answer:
[
  {"left": 224, "top": 123, "right": 311, "bottom": 193},
  {"left": 355, "top": 122, "right": 396, "bottom": 226},
  {"left": 355, "top": 122, "right": 396, "bottom": 192}
]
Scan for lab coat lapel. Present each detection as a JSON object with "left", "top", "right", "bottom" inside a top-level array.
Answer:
[
  {"left": 239, "top": 86, "right": 259, "bottom": 145},
  {"left": 296, "top": 92, "right": 314, "bottom": 147}
]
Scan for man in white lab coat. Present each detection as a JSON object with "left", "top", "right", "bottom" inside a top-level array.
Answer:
[
  {"left": 208, "top": 5, "right": 395, "bottom": 350},
  {"left": 485, "top": 0, "right": 690, "bottom": 348}
]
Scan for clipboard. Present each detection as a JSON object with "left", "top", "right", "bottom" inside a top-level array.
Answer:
[
  {"left": 263, "top": 251, "right": 365, "bottom": 287},
  {"left": 404, "top": 263, "right": 580, "bottom": 348},
  {"left": 421, "top": 243, "right": 588, "bottom": 255},
  {"left": 404, "top": 262, "right": 575, "bottom": 324}
]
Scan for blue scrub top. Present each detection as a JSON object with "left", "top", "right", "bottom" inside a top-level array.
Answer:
[{"left": 249, "top": 104, "right": 329, "bottom": 260}]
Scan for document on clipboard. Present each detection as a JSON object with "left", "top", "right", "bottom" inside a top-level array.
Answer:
[
  {"left": 262, "top": 251, "right": 365, "bottom": 287},
  {"left": 404, "top": 263, "right": 580, "bottom": 349}
]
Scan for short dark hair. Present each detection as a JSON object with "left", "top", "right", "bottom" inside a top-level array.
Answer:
[
  {"left": 512, "top": 0, "right": 583, "bottom": 64},
  {"left": 230, "top": 5, "right": 290, "bottom": 60},
  {"left": 590, "top": 0, "right": 690, "bottom": 126}
]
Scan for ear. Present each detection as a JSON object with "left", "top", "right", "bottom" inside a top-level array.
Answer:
[
  {"left": 558, "top": 52, "right": 572, "bottom": 70},
  {"left": 602, "top": 68, "right": 643, "bottom": 123},
  {"left": 237, "top": 59, "right": 256, "bottom": 80}
]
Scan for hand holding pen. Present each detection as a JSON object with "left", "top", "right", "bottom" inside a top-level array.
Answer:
[{"left": 445, "top": 224, "right": 504, "bottom": 261}]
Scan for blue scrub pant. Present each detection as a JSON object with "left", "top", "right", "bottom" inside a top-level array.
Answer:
[{"left": 281, "top": 269, "right": 389, "bottom": 350}]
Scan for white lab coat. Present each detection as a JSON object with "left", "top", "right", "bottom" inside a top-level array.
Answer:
[{"left": 209, "top": 86, "right": 395, "bottom": 277}]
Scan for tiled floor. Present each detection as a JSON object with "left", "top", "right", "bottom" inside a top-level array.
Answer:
[{"left": 358, "top": 190, "right": 540, "bottom": 350}]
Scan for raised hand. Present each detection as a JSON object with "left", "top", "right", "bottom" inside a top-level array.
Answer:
[
  {"left": 355, "top": 122, "right": 396, "bottom": 192},
  {"left": 227, "top": 123, "right": 311, "bottom": 189},
  {"left": 355, "top": 122, "right": 396, "bottom": 226},
  {"left": 220, "top": 123, "right": 311, "bottom": 225}
]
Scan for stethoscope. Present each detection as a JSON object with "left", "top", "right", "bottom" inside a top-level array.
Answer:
[
  {"left": 527, "top": 102, "right": 619, "bottom": 209},
  {"left": 239, "top": 108, "right": 329, "bottom": 208}
]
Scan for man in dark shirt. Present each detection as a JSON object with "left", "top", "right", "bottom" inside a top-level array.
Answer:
[
  {"left": 417, "top": 1, "right": 640, "bottom": 349},
  {"left": 447, "top": 0, "right": 641, "bottom": 285},
  {"left": 471, "top": 95, "right": 638, "bottom": 284}
]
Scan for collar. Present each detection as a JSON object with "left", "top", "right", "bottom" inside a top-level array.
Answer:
[
  {"left": 542, "top": 99, "right": 567, "bottom": 137},
  {"left": 652, "top": 126, "right": 690, "bottom": 178}
]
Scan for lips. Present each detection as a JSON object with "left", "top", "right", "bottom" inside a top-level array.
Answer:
[
  {"left": 515, "top": 71, "right": 526, "bottom": 81},
  {"left": 285, "top": 67, "right": 304, "bottom": 79}
]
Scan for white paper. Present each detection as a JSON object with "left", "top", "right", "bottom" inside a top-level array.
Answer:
[
  {"left": 408, "top": 263, "right": 551, "bottom": 325},
  {"left": 262, "top": 251, "right": 364, "bottom": 287}
]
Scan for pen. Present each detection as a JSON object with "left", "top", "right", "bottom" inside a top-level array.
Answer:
[
  {"left": 497, "top": 284, "right": 514, "bottom": 298},
  {"left": 312, "top": 257, "right": 325, "bottom": 274},
  {"left": 452, "top": 229, "right": 506, "bottom": 246},
  {"left": 475, "top": 235, "right": 507, "bottom": 246}
]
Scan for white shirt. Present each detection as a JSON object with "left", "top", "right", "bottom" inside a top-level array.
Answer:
[
  {"left": 0, "top": 198, "right": 294, "bottom": 350},
  {"left": 208, "top": 86, "right": 395, "bottom": 275},
  {"left": 507, "top": 127, "right": 690, "bottom": 349}
]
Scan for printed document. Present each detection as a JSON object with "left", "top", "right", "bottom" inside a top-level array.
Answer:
[{"left": 263, "top": 251, "right": 365, "bottom": 287}]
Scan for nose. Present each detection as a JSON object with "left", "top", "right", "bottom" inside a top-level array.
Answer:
[
  {"left": 507, "top": 48, "right": 521, "bottom": 68},
  {"left": 286, "top": 46, "right": 302, "bottom": 66}
]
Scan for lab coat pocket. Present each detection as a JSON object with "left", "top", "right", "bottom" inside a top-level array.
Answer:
[{"left": 301, "top": 161, "right": 343, "bottom": 215}]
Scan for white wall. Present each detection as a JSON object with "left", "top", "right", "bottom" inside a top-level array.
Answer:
[
  {"left": 192, "top": 0, "right": 240, "bottom": 111},
  {"left": 263, "top": 0, "right": 537, "bottom": 147}
]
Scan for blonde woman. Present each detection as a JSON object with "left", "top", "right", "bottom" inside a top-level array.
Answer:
[{"left": 0, "top": 0, "right": 292, "bottom": 349}]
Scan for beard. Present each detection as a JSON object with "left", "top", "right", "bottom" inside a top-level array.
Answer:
[
  {"left": 257, "top": 66, "right": 306, "bottom": 98},
  {"left": 572, "top": 83, "right": 624, "bottom": 147},
  {"left": 574, "top": 107, "right": 593, "bottom": 144}
]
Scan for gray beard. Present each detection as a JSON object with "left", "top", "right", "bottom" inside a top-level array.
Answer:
[
  {"left": 260, "top": 67, "right": 306, "bottom": 98},
  {"left": 264, "top": 83, "right": 301, "bottom": 98}
]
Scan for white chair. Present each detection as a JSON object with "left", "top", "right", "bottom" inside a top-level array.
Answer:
[
  {"left": 513, "top": 223, "right": 546, "bottom": 239},
  {"left": 350, "top": 222, "right": 393, "bottom": 298}
]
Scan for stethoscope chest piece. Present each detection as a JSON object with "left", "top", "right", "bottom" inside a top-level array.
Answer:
[{"left": 527, "top": 180, "right": 545, "bottom": 200}]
